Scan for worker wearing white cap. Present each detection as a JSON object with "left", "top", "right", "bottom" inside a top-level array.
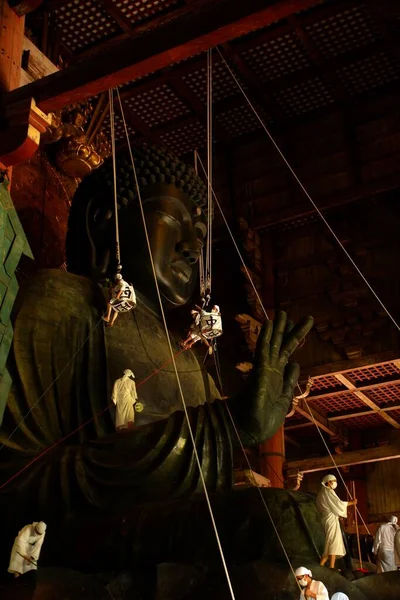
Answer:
[
  {"left": 8, "top": 521, "right": 47, "bottom": 577},
  {"left": 111, "top": 369, "right": 138, "bottom": 431},
  {"left": 373, "top": 515, "right": 399, "bottom": 573},
  {"left": 316, "top": 474, "right": 358, "bottom": 569},
  {"left": 294, "top": 566, "right": 329, "bottom": 599}
]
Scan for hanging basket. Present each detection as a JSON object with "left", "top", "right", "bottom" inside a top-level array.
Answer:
[
  {"left": 110, "top": 284, "right": 137, "bottom": 313},
  {"left": 199, "top": 312, "right": 223, "bottom": 340}
]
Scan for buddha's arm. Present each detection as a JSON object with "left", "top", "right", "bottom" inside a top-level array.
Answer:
[{"left": 1, "top": 401, "right": 233, "bottom": 513}]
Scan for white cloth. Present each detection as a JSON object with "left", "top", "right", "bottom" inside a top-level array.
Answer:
[
  {"left": 112, "top": 373, "right": 138, "bottom": 429},
  {"left": 316, "top": 485, "right": 348, "bottom": 557},
  {"left": 8, "top": 523, "right": 46, "bottom": 575},
  {"left": 394, "top": 529, "right": 400, "bottom": 566},
  {"left": 295, "top": 567, "right": 312, "bottom": 577},
  {"left": 331, "top": 594, "right": 349, "bottom": 600},
  {"left": 374, "top": 522, "right": 399, "bottom": 572},
  {"left": 299, "top": 579, "right": 329, "bottom": 600}
]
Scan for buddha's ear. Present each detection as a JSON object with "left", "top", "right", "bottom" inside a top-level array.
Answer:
[{"left": 85, "top": 197, "right": 114, "bottom": 278}]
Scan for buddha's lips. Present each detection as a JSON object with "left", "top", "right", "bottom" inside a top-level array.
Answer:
[{"left": 170, "top": 260, "right": 192, "bottom": 282}]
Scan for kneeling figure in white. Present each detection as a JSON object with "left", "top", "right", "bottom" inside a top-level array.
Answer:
[
  {"left": 8, "top": 521, "right": 47, "bottom": 578},
  {"left": 316, "top": 473, "right": 357, "bottom": 569},
  {"left": 295, "top": 566, "right": 329, "bottom": 600},
  {"left": 112, "top": 369, "right": 138, "bottom": 431}
]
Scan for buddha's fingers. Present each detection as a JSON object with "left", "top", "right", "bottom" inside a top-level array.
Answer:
[
  {"left": 279, "top": 316, "right": 314, "bottom": 367},
  {"left": 269, "top": 311, "right": 288, "bottom": 363},
  {"left": 254, "top": 318, "right": 273, "bottom": 368},
  {"left": 281, "top": 362, "right": 301, "bottom": 401}
]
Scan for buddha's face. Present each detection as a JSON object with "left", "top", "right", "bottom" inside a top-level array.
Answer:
[{"left": 117, "top": 185, "right": 207, "bottom": 308}]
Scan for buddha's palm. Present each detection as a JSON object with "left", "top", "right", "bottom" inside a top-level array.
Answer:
[{"left": 230, "top": 311, "right": 314, "bottom": 447}]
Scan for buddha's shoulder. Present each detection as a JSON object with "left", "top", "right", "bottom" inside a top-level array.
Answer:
[{"left": 16, "top": 269, "right": 104, "bottom": 318}]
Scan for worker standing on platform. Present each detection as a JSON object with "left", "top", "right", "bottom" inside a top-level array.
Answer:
[
  {"left": 8, "top": 521, "right": 47, "bottom": 578},
  {"left": 373, "top": 515, "right": 399, "bottom": 573},
  {"left": 316, "top": 474, "right": 357, "bottom": 570}
]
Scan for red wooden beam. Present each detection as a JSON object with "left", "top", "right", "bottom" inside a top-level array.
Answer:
[{"left": 5, "top": 0, "right": 324, "bottom": 113}]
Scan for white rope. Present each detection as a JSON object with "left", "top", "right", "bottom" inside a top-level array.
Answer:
[
  {"left": 116, "top": 88, "right": 236, "bottom": 600},
  {"left": 216, "top": 46, "right": 400, "bottom": 333},
  {"left": 206, "top": 49, "right": 213, "bottom": 298},
  {"left": 195, "top": 151, "right": 269, "bottom": 320},
  {"left": 212, "top": 344, "right": 302, "bottom": 592},
  {"left": 300, "top": 389, "right": 371, "bottom": 535},
  {"left": 108, "top": 88, "right": 121, "bottom": 267}
]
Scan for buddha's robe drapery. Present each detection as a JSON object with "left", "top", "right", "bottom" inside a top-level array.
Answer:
[{"left": 0, "top": 270, "right": 232, "bottom": 513}]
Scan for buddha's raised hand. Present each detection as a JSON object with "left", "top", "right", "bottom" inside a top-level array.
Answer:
[{"left": 230, "top": 311, "right": 314, "bottom": 446}]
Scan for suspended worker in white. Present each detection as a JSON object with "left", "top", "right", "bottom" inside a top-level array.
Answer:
[
  {"left": 112, "top": 369, "right": 138, "bottom": 431},
  {"left": 373, "top": 515, "right": 399, "bottom": 573},
  {"left": 181, "top": 304, "right": 222, "bottom": 352},
  {"left": 316, "top": 474, "right": 358, "bottom": 569},
  {"left": 103, "top": 273, "right": 136, "bottom": 327},
  {"left": 8, "top": 521, "right": 47, "bottom": 578},
  {"left": 294, "top": 566, "right": 329, "bottom": 600}
]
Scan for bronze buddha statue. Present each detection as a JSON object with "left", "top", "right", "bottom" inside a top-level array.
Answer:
[{"left": 0, "top": 146, "right": 393, "bottom": 599}]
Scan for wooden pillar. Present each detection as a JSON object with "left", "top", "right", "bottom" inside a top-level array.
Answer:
[
  {"left": 259, "top": 232, "right": 285, "bottom": 487},
  {"left": 0, "top": 0, "right": 25, "bottom": 179}
]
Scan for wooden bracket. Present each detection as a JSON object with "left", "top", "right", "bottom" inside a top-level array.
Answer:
[
  {"left": 0, "top": 97, "right": 52, "bottom": 167},
  {"left": 285, "top": 468, "right": 304, "bottom": 491}
]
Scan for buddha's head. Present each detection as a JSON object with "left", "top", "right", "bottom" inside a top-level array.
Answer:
[{"left": 66, "top": 145, "right": 208, "bottom": 309}]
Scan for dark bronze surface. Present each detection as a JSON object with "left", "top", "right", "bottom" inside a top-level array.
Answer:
[{"left": 0, "top": 147, "right": 396, "bottom": 598}]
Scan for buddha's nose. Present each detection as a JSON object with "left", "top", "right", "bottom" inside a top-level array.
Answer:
[{"left": 175, "top": 241, "right": 200, "bottom": 265}]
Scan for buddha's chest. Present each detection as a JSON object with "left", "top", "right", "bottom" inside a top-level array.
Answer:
[{"left": 104, "top": 307, "right": 215, "bottom": 424}]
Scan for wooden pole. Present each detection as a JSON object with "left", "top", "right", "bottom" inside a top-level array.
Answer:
[{"left": 353, "top": 480, "right": 363, "bottom": 570}]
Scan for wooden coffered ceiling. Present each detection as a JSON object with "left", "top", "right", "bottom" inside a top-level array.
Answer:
[{"left": 21, "top": 0, "right": 400, "bottom": 157}]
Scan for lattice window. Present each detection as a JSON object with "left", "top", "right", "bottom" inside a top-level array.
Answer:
[
  {"left": 240, "top": 32, "right": 311, "bottom": 82},
  {"left": 305, "top": 5, "right": 380, "bottom": 59},
  {"left": 216, "top": 103, "right": 263, "bottom": 138},
  {"left": 182, "top": 60, "right": 246, "bottom": 104},
  {"left": 112, "top": 0, "right": 180, "bottom": 25},
  {"left": 309, "top": 374, "right": 344, "bottom": 393},
  {"left": 346, "top": 362, "right": 400, "bottom": 384},
  {"left": 339, "top": 412, "right": 388, "bottom": 429},
  {"left": 337, "top": 52, "right": 400, "bottom": 96},
  {"left": 55, "top": 0, "right": 118, "bottom": 52},
  {"left": 366, "top": 383, "right": 400, "bottom": 407},
  {"left": 125, "top": 84, "right": 190, "bottom": 128},
  {"left": 273, "top": 77, "right": 334, "bottom": 117},
  {"left": 159, "top": 120, "right": 207, "bottom": 156},
  {"left": 310, "top": 392, "right": 365, "bottom": 415}
]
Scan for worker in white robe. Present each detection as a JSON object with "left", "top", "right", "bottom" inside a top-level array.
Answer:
[
  {"left": 331, "top": 594, "right": 349, "bottom": 600},
  {"left": 316, "top": 473, "right": 357, "bottom": 569},
  {"left": 373, "top": 515, "right": 399, "bottom": 573},
  {"left": 8, "top": 521, "right": 47, "bottom": 577},
  {"left": 112, "top": 369, "right": 138, "bottom": 431},
  {"left": 394, "top": 528, "right": 400, "bottom": 570},
  {"left": 294, "top": 566, "right": 329, "bottom": 600}
]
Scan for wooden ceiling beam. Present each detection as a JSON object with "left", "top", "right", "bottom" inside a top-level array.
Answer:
[
  {"left": 288, "top": 14, "right": 361, "bottom": 188},
  {"left": 294, "top": 401, "right": 341, "bottom": 438},
  {"left": 251, "top": 171, "right": 400, "bottom": 231},
  {"left": 286, "top": 442, "right": 400, "bottom": 474},
  {"left": 7, "top": 0, "right": 324, "bottom": 113},
  {"left": 168, "top": 75, "right": 231, "bottom": 143},
  {"left": 334, "top": 373, "right": 400, "bottom": 429},
  {"left": 219, "top": 42, "right": 286, "bottom": 122},
  {"left": 101, "top": 0, "right": 132, "bottom": 33}
]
